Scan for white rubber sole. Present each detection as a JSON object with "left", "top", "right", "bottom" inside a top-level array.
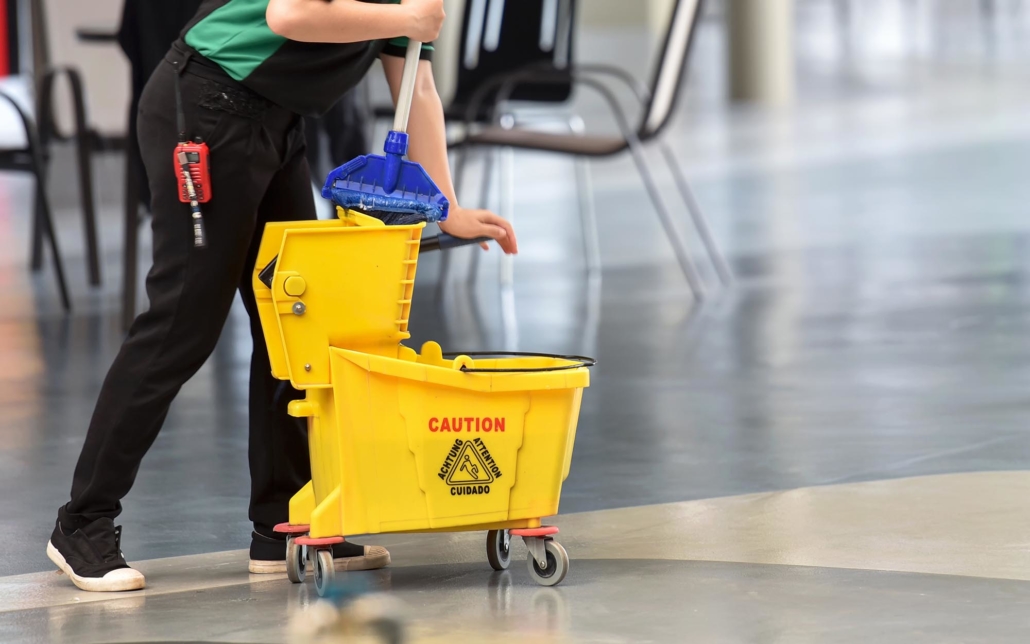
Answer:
[
  {"left": 47, "top": 541, "right": 146, "bottom": 592},
  {"left": 249, "top": 545, "right": 391, "bottom": 574}
]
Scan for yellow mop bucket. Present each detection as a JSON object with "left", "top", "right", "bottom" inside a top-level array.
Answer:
[
  {"left": 255, "top": 208, "right": 594, "bottom": 590},
  {"left": 286, "top": 341, "right": 590, "bottom": 538}
]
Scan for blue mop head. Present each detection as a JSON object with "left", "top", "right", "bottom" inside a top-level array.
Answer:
[{"left": 322, "top": 131, "right": 450, "bottom": 224}]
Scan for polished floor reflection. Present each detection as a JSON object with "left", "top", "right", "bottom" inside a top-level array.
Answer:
[
  {"left": 4, "top": 472, "right": 1030, "bottom": 642},
  {"left": 3, "top": 1, "right": 1030, "bottom": 641}
]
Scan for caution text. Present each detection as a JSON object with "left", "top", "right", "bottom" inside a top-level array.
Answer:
[{"left": 429, "top": 416, "right": 506, "bottom": 433}]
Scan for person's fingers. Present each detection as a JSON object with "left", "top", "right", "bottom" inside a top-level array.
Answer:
[
  {"left": 479, "top": 224, "right": 515, "bottom": 254},
  {"left": 478, "top": 223, "right": 508, "bottom": 243},
  {"left": 445, "top": 208, "right": 518, "bottom": 254},
  {"left": 480, "top": 213, "right": 518, "bottom": 254},
  {"left": 497, "top": 234, "right": 517, "bottom": 254},
  {"left": 479, "top": 241, "right": 490, "bottom": 251}
]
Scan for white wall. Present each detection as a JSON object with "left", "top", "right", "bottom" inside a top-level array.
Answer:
[{"left": 580, "top": 0, "right": 676, "bottom": 34}]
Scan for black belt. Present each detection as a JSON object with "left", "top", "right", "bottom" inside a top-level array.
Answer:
[
  {"left": 167, "top": 42, "right": 260, "bottom": 98},
  {"left": 165, "top": 41, "right": 285, "bottom": 122}
]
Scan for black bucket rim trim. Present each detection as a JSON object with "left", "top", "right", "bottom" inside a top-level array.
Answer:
[{"left": 441, "top": 351, "right": 596, "bottom": 373}]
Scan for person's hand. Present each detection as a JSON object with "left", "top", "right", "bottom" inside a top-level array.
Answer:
[
  {"left": 438, "top": 206, "right": 518, "bottom": 254},
  {"left": 403, "top": 0, "right": 445, "bottom": 43}
]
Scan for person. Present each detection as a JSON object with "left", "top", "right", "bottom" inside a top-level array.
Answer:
[{"left": 47, "top": 0, "right": 518, "bottom": 593}]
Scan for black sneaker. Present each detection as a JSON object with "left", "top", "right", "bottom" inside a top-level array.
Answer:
[
  {"left": 46, "top": 518, "right": 145, "bottom": 592},
  {"left": 248, "top": 531, "right": 390, "bottom": 574}
]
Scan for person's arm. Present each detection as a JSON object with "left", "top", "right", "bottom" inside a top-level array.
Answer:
[
  {"left": 266, "top": 0, "right": 444, "bottom": 44},
  {"left": 381, "top": 55, "right": 518, "bottom": 254}
]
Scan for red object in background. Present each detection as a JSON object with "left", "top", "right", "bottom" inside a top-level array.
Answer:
[
  {"left": 0, "top": 0, "right": 9, "bottom": 77},
  {"left": 174, "top": 140, "right": 212, "bottom": 203}
]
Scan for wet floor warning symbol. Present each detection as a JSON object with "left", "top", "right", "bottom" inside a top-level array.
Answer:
[{"left": 445, "top": 441, "right": 495, "bottom": 485}]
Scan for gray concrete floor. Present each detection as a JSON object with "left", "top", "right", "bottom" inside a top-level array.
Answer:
[{"left": 3, "top": 0, "right": 1030, "bottom": 641}]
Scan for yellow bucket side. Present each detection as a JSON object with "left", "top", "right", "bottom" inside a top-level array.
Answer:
[
  {"left": 288, "top": 480, "right": 315, "bottom": 526},
  {"left": 562, "top": 388, "right": 584, "bottom": 481},
  {"left": 309, "top": 344, "right": 587, "bottom": 537},
  {"left": 509, "top": 388, "right": 578, "bottom": 518},
  {"left": 287, "top": 387, "right": 344, "bottom": 537}
]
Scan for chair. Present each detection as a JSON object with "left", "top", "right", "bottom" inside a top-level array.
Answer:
[
  {"left": 447, "top": 0, "right": 576, "bottom": 119},
  {"left": 0, "top": 0, "right": 106, "bottom": 312},
  {"left": 371, "top": 0, "right": 575, "bottom": 123},
  {"left": 0, "top": 85, "right": 70, "bottom": 310},
  {"left": 450, "top": 0, "right": 731, "bottom": 301},
  {"left": 26, "top": 0, "right": 102, "bottom": 297},
  {"left": 0, "top": 0, "right": 99, "bottom": 312},
  {"left": 34, "top": 67, "right": 101, "bottom": 289},
  {"left": 350, "top": 1, "right": 585, "bottom": 296},
  {"left": 433, "top": 0, "right": 590, "bottom": 294}
]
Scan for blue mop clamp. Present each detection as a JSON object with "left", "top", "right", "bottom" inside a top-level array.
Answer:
[
  {"left": 322, "top": 40, "right": 449, "bottom": 223},
  {"left": 321, "top": 130, "right": 450, "bottom": 222}
]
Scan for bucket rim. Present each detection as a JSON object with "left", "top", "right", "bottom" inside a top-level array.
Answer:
[{"left": 442, "top": 351, "right": 596, "bottom": 373}]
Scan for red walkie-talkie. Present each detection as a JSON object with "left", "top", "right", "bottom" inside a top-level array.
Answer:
[
  {"left": 174, "top": 139, "right": 211, "bottom": 204},
  {"left": 173, "top": 62, "right": 210, "bottom": 248}
]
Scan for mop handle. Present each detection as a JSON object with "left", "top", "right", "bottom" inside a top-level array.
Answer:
[{"left": 392, "top": 40, "right": 423, "bottom": 134}]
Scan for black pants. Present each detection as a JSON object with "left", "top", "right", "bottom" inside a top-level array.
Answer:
[{"left": 58, "top": 47, "right": 315, "bottom": 534}]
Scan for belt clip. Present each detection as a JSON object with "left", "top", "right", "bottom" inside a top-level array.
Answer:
[{"left": 174, "top": 52, "right": 193, "bottom": 76}]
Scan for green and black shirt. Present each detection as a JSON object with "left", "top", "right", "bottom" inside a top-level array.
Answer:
[{"left": 180, "top": 0, "right": 432, "bottom": 116}]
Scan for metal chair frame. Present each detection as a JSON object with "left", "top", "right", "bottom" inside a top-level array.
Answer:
[
  {"left": 450, "top": 0, "right": 731, "bottom": 301},
  {"left": 0, "top": 89, "right": 70, "bottom": 309}
]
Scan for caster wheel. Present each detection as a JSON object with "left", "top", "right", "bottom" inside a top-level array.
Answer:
[
  {"left": 487, "top": 530, "right": 512, "bottom": 571},
  {"left": 313, "top": 548, "right": 335, "bottom": 597},
  {"left": 527, "top": 540, "right": 568, "bottom": 587},
  {"left": 286, "top": 535, "right": 306, "bottom": 583}
]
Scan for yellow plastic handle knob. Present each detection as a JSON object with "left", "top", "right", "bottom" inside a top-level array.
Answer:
[
  {"left": 288, "top": 400, "right": 317, "bottom": 418},
  {"left": 283, "top": 275, "right": 307, "bottom": 297}
]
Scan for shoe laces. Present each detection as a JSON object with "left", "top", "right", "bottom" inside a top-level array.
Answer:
[
  {"left": 79, "top": 521, "right": 125, "bottom": 563},
  {"left": 113, "top": 525, "right": 125, "bottom": 559}
]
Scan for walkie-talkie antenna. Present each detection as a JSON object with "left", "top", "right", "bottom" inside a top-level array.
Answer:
[{"left": 174, "top": 62, "right": 186, "bottom": 143}]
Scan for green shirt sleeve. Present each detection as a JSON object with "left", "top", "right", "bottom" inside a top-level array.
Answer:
[{"left": 387, "top": 36, "right": 434, "bottom": 52}]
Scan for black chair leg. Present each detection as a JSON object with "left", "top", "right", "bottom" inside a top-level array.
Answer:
[
  {"left": 40, "top": 68, "right": 101, "bottom": 286},
  {"left": 68, "top": 70, "right": 101, "bottom": 287},
  {"left": 30, "top": 189, "right": 44, "bottom": 270},
  {"left": 35, "top": 174, "right": 71, "bottom": 311},
  {"left": 0, "top": 90, "right": 71, "bottom": 311}
]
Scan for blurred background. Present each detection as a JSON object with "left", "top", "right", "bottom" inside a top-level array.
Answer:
[{"left": 3, "top": 1, "right": 1030, "bottom": 642}]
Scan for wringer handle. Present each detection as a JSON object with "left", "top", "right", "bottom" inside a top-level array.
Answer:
[
  {"left": 392, "top": 40, "right": 423, "bottom": 134},
  {"left": 420, "top": 234, "right": 491, "bottom": 253}
]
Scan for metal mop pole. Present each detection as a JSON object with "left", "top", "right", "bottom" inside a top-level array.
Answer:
[{"left": 383, "top": 41, "right": 423, "bottom": 193}]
